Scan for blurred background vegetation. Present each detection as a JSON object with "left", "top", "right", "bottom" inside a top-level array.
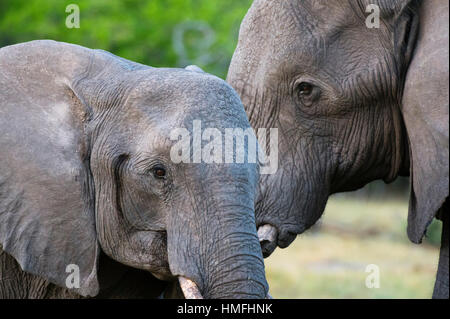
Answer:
[
  {"left": 0, "top": 0, "right": 253, "bottom": 79},
  {"left": 267, "top": 194, "right": 441, "bottom": 298},
  {"left": 0, "top": 0, "right": 442, "bottom": 298}
]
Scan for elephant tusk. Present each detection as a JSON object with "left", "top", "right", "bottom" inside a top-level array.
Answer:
[
  {"left": 179, "top": 276, "right": 203, "bottom": 299},
  {"left": 257, "top": 224, "right": 277, "bottom": 244}
]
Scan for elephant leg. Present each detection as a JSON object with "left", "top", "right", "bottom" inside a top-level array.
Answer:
[{"left": 433, "top": 206, "right": 449, "bottom": 299}]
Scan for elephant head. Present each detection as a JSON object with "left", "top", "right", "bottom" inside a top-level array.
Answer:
[
  {"left": 227, "top": 0, "right": 448, "bottom": 259},
  {"left": 0, "top": 40, "right": 269, "bottom": 298}
]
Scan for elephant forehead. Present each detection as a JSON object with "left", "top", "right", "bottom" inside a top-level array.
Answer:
[
  {"left": 128, "top": 68, "right": 237, "bottom": 103},
  {"left": 125, "top": 70, "right": 250, "bottom": 128},
  {"left": 236, "top": 1, "right": 338, "bottom": 73},
  {"left": 238, "top": 0, "right": 391, "bottom": 83},
  {"left": 134, "top": 128, "right": 174, "bottom": 154},
  {"left": 244, "top": 0, "right": 355, "bottom": 40}
]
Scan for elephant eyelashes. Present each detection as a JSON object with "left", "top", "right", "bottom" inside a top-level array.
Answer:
[
  {"left": 296, "top": 82, "right": 320, "bottom": 107},
  {"left": 152, "top": 166, "right": 167, "bottom": 179}
]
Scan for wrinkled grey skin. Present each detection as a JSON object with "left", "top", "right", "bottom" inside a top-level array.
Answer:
[
  {"left": 228, "top": 0, "right": 448, "bottom": 298},
  {"left": 0, "top": 40, "right": 268, "bottom": 299}
]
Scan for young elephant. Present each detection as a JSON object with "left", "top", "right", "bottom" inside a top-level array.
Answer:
[
  {"left": 227, "top": 0, "right": 448, "bottom": 298},
  {"left": 0, "top": 40, "right": 269, "bottom": 299}
]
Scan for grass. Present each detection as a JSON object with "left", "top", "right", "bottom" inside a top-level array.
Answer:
[{"left": 265, "top": 197, "right": 441, "bottom": 298}]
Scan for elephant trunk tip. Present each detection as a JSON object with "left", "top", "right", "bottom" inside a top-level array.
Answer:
[{"left": 257, "top": 224, "right": 278, "bottom": 258}]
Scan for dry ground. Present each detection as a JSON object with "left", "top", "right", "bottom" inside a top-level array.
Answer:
[{"left": 265, "top": 197, "right": 441, "bottom": 298}]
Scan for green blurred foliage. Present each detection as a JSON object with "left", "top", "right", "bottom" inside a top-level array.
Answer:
[
  {"left": 424, "top": 219, "right": 443, "bottom": 246},
  {"left": 0, "top": 0, "right": 252, "bottom": 79}
]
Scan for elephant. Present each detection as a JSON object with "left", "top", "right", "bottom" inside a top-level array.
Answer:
[
  {"left": 227, "top": 0, "right": 448, "bottom": 298},
  {"left": 0, "top": 40, "right": 269, "bottom": 299}
]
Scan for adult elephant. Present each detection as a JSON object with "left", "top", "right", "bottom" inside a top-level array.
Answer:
[
  {"left": 227, "top": 0, "right": 448, "bottom": 298},
  {"left": 0, "top": 40, "right": 269, "bottom": 299}
]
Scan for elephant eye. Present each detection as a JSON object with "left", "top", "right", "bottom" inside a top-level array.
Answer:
[
  {"left": 152, "top": 165, "right": 167, "bottom": 179},
  {"left": 296, "top": 82, "right": 320, "bottom": 107},
  {"left": 298, "top": 82, "right": 313, "bottom": 96}
]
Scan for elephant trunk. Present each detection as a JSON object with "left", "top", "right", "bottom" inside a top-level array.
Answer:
[
  {"left": 166, "top": 175, "right": 269, "bottom": 299},
  {"left": 257, "top": 224, "right": 278, "bottom": 258}
]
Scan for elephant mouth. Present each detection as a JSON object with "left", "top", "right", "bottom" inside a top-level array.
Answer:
[
  {"left": 151, "top": 230, "right": 273, "bottom": 299},
  {"left": 257, "top": 224, "right": 298, "bottom": 258},
  {"left": 142, "top": 233, "right": 204, "bottom": 299},
  {"left": 152, "top": 236, "right": 269, "bottom": 299}
]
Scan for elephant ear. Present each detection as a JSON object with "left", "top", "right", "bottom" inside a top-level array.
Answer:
[
  {"left": 0, "top": 40, "right": 107, "bottom": 296},
  {"left": 401, "top": 1, "right": 449, "bottom": 243}
]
